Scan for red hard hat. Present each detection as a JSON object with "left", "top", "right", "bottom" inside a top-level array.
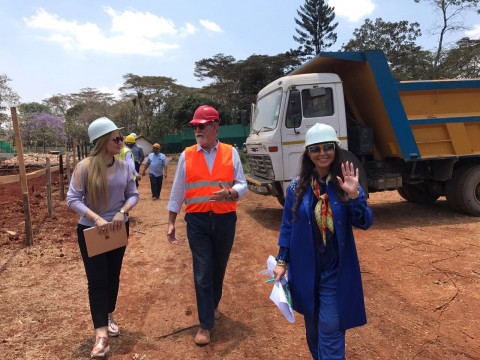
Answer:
[{"left": 190, "top": 105, "right": 219, "bottom": 125}]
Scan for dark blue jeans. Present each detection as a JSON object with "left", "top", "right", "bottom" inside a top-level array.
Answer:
[
  {"left": 77, "top": 222, "right": 130, "bottom": 329},
  {"left": 149, "top": 173, "right": 164, "bottom": 199},
  {"left": 304, "top": 238, "right": 344, "bottom": 360},
  {"left": 185, "top": 211, "right": 237, "bottom": 330}
]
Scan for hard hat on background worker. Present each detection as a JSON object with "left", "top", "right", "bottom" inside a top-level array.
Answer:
[
  {"left": 125, "top": 135, "right": 136, "bottom": 144},
  {"left": 152, "top": 143, "right": 161, "bottom": 149},
  {"left": 130, "top": 132, "right": 137, "bottom": 138},
  {"left": 304, "top": 123, "right": 340, "bottom": 148},
  {"left": 88, "top": 117, "right": 123, "bottom": 143},
  {"left": 190, "top": 105, "right": 219, "bottom": 125}
]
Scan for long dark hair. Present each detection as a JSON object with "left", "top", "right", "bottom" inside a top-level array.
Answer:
[{"left": 292, "top": 144, "right": 347, "bottom": 219}]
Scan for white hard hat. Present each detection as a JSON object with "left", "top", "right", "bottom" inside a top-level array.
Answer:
[
  {"left": 88, "top": 117, "right": 122, "bottom": 143},
  {"left": 305, "top": 123, "right": 340, "bottom": 148},
  {"left": 130, "top": 132, "right": 137, "bottom": 138}
]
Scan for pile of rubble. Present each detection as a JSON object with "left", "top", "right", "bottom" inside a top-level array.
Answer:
[{"left": 1, "top": 153, "right": 61, "bottom": 168}]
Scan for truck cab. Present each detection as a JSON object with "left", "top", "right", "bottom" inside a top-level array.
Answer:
[{"left": 246, "top": 73, "right": 347, "bottom": 205}]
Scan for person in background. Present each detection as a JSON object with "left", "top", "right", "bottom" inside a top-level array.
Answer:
[
  {"left": 272, "top": 123, "right": 373, "bottom": 360},
  {"left": 233, "top": 143, "right": 239, "bottom": 151},
  {"left": 125, "top": 134, "right": 145, "bottom": 187},
  {"left": 142, "top": 143, "right": 168, "bottom": 200},
  {"left": 167, "top": 105, "right": 247, "bottom": 346},
  {"left": 118, "top": 137, "right": 139, "bottom": 186},
  {"left": 66, "top": 117, "right": 139, "bottom": 358}
]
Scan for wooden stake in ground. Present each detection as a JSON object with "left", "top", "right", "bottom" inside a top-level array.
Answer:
[
  {"left": 59, "top": 154, "right": 65, "bottom": 201},
  {"left": 46, "top": 157, "right": 52, "bottom": 217},
  {"left": 10, "top": 107, "right": 33, "bottom": 246}
]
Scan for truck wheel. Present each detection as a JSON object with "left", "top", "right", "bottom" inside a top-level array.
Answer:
[
  {"left": 399, "top": 183, "right": 440, "bottom": 204},
  {"left": 455, "top": 165, "right": 480, "bottom": 216},
  {"left": 397, "top": 187, "right": 408, "bottom": 201},
  {"left": 340, "top": 150, "right": 369, "bottom": 198},
  {"left": 277, "top": 195, "right": 285, "bottom": 207},
  {"left": 444, "top": 165, "right": 469, "bottom": 212}
]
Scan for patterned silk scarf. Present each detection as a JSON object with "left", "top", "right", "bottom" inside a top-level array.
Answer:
[{"left": 311, "top": 176, "right": 334, "bottom": 246}]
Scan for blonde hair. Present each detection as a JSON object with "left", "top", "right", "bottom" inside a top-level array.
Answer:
[{"left": 86, "top": 133, "right": 112, "bottom": 211}]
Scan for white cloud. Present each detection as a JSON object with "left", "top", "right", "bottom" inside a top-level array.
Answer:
[
  {"left": 328, "top": 0, "right": 375, "bottom": 23},
  {"left": 23, "top": 7, "right": 204, "bottom": 56},
  {"left": 465, "top": 24, "right": 480, "bottom": 39},
  {"left": 199, "top": 19, "right": 222, "bottom": 33},
  {"left": 98, "top": 83, "right": 122, "bottom": 100}
]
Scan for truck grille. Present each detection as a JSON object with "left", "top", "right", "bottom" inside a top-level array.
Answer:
[{"left": 247, "top": 154, "right": 274, "bottom": 179}]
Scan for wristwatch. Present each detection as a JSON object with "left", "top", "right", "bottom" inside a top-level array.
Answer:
[{"left": 119, "top": 209, "right": 126, "bottom": 215}]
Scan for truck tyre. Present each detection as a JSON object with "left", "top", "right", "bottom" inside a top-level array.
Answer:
[
  {"left": 455, "top": 164, "right": 480, "bottom": 216},
  {"left": 444, "top": 164, "right": 469, "bottom": 212},
  {"left": 398, "top": 183, "right": 440, "bottom": 204},
  {"left": 277, "top": 195, "right": 285, "bottom": 207},
  {"left": 340, "top": 149, "right": 369, "bottom": 198},
  {"left": 397, "top": 187, "right": 408, "bottom": 201}
]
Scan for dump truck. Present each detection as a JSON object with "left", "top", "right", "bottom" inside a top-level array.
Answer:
[{"left": 245, "top": 50, "right": 480, "bottom": 216}]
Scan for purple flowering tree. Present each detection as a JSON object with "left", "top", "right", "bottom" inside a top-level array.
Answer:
[{"left": 22, "top": 113, "right": 67, "bottom": 152}]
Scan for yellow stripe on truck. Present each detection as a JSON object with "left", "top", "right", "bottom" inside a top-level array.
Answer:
[
  {"left": 282, "top": 136, "right": 347, "bottom": 146},
  {"left": 246, "top": 177, "right": 262, "bottom": 186}
]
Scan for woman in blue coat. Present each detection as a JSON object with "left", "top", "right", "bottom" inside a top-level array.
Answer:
[{"left": 273, "top": 123, "right": 373, "bottom": 360}]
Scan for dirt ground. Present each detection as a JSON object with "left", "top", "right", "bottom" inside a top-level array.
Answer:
[{"left": 1, "top": 162, "right": 479, "bottom": 360}]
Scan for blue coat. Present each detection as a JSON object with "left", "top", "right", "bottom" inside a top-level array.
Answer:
[{"left": 278, "top": 178, "right": 373, "bottom": 330}]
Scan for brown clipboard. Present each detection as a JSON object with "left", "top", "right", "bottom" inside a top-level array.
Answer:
[{"left": 83, "top": 223, "right": 128, "bottom": 257}]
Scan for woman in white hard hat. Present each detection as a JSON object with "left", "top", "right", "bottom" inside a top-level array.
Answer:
[
  {"left": 66, "top": 117, "right": 139, "bottom": 358},
  {"left": 272, "top": 123, "right": 373, "bottom": 360}
]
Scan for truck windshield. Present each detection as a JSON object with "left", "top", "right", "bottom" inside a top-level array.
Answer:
[{"left": 252, "top": 88, "right": 283, "bottom": 133}]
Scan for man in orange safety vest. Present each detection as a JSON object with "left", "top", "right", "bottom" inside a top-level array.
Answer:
[{"left": 167, "top": 105, "right": 247, "bottom": 346}]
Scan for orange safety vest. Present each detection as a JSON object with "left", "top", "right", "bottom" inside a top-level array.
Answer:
[{"left": 185, "top": 143, "right": 236, "bottom": 214}]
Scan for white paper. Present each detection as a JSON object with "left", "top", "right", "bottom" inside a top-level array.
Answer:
[{"left": 261, "top": 255, "right": 295, "bottom": 323}]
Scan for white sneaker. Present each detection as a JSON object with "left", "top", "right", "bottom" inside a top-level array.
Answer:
[{"left": 108, "top": 316, "right": 120, "bottom": 337}]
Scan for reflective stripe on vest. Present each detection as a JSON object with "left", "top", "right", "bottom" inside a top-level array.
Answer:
[{"left": 185, "top": 143, "right": 236, "bottom": 213}]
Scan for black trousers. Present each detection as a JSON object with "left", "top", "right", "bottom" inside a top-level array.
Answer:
[
  {"left": 134, "top": 161, "right": 141, "bottom": 187},
  {"left": 185, "top": 211, "right": 236, "bottom": 330},
  {"left": 77, "top": 222, "right": 129, "bottom": 329}
]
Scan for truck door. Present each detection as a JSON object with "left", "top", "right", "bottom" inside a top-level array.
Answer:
[{"left": 281, "top": 85, "right": 340, "bottom": 183}]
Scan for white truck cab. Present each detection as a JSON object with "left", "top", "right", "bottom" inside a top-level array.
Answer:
[{"left": 246, "top": 73, "right": 348, "bottom": 205}]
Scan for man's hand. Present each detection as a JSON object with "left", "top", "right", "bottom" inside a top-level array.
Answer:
[
  {"left": 167, "top": 223, "right": 178, "bottom": 245},
  {"left": 210, "top": 182, "right": 229, "bottom": 201}
]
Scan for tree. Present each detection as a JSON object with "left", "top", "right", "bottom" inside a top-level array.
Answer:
[
  {"left": 194, "top": 53, "right": 301, "bottom": 117},
  {"left": 293, "top": 0, "right": 338, "bottom": 57},
  {"left": 22, "top": 113, "right": 66, "bottom": 152},
  {"left": 414, "top": 0, "right": 480, "bottom": 78},
  {"left": 343, "top": 18, "right": 434, "bottom": 80},
  {"left": 18, "top": 102, "right": 51, "bottom": 115},
  {"left": 119, "top": 74, "right": 186, "bottom": 136},
  {"left": 440, "top": 37, "right": 480, "bottom": 78},
  {"left": 0, "top": 74, "right": 20, "bottom": 124}
]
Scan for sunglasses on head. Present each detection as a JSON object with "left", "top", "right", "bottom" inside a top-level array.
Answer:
[
  {"left": 110, "top": 136, "right": 124, "bottom": 144},
  {"left": 307, "top": 143, "right": 335, "bottom": 154}
]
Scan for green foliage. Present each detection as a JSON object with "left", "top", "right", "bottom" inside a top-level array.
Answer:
[
  {"left": 172, "top": 93, "right": 220, "bottom": 130},
  {"left": 414, "top": 0, "right": 480, "bottom": 78},
  {"left": 238, "top": 150, "right": 250, "bottom": 173},
  {"left": 343, "top": 18, "right": 434, "bottom": 80},
  {"left": 194, "top": 52, "right": 301, "bottom": 118},
  {"left": 18, "top": 102, "right": 51, "bottom": 115},
  {"left": 293, "top": 0, "right": 338, "bottom": 57},
  {"left": 0, "top": 74, "right": 20, "bottom": 124},
  {"left": 440, "top": 37, "right": 480, "bottom": 78}
]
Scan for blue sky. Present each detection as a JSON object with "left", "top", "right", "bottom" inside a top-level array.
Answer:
[{"left": 1, "top": 0, "right": 479, "bottom": 104}]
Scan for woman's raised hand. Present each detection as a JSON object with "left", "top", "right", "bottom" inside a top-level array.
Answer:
[{"left": 336, "top": 161, "right": 360, "bottom": 199}]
